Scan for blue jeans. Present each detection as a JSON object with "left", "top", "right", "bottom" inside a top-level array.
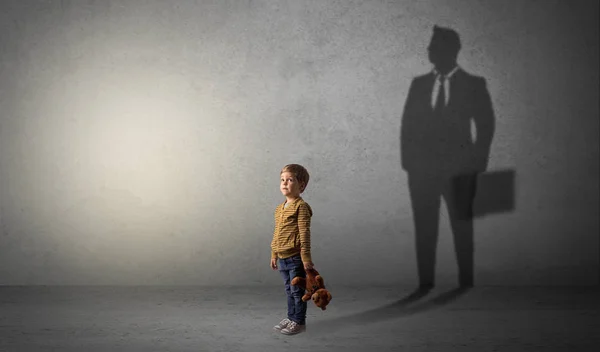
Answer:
[{"left": 278, "top": 255, "right": 307, "bottom": 325}]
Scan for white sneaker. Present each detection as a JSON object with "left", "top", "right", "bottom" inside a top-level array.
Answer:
[
  {"left": 273, "top": 318, "right": 292, "bottom": 331},
  {"left": 280, "top": 321, "right": 305, "bottom": 335}
]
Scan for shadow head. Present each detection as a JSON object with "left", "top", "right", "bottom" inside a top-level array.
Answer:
[{"left": 428, "top": 25, "right": 462, "bottom": 74}]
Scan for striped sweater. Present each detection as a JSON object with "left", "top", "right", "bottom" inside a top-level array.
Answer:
[{"left": 270, "top": 197, "right": 313, "bottom": 263}]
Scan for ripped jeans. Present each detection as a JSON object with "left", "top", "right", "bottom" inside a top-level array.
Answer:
[{"left": 278, "top": 254, "right": 307, "bottom": 325}]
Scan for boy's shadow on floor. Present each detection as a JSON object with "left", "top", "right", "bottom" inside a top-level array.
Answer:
[{"left": 309, "top": 287, "right": 470, "bottom": 334}]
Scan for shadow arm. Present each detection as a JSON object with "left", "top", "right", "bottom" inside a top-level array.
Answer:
[
  {"left": 401, "top": 80, "right": 418, "bottom": 171},
  {"left": 472, "top": 78, "right": 496, "bottom": 171}
]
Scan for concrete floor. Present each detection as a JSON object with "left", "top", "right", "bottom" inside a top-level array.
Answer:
[{"left": 1, "top": 285, "right": 598, "bottom": 352}]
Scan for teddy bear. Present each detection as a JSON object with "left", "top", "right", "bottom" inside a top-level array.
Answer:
[{"left": 291, "top": 268, "right": 332, "bottom": 310}]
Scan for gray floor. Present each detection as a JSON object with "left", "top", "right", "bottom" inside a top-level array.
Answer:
[{"left": 1, "top": 285, "right": 598, "bottom": 352}]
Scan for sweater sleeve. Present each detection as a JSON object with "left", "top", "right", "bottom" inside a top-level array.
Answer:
[
  {"left": 297, "top": 203, "right": 313, "bottom": 263},
  {"left": 271, "top": 207, "right": 278, "bottom": 260}
]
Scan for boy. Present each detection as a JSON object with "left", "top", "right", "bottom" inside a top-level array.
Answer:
[{"left": 270, "top": 164, "right": 314, "bottom": 335}]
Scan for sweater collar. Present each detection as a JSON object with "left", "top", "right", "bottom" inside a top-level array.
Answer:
[{"left": 283, "top": 197, "right": 302, "bottom": 207}]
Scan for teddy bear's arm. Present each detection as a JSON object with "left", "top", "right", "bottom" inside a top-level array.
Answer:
[
  {"left": 291, "top": 276, "right": 306, "bottom": 288},
  {"left": 315, "top": 275, "right": 324, "bottom": 287}
]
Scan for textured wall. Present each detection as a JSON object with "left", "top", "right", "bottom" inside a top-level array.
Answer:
[{"left": 0, "top": 0, "right": 597, "bottom": 286}]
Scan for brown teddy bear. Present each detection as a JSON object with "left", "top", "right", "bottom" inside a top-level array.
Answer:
[{"left": 291, "top": 268, "right": 332, "bottom": 310}]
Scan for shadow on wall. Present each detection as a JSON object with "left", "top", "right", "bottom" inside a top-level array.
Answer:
[
  {"left": 400, "top": 25, "right": 515, "bottom": 290},
  {"left": 472, "top": 169, "right": 515, "bottom": 217}
]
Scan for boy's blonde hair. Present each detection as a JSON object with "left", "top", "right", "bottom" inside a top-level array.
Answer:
[{"left": 281, "top": 164, "right": 310, "bottom": 191}]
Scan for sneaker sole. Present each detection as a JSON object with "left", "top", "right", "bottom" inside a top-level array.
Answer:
[{"left": 280, "top": 328, "right": 306, "bottom": 335}]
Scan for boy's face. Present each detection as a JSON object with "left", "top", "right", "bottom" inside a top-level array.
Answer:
[{"left": 280, "top": 171, "right": 304, "bottom": 198}]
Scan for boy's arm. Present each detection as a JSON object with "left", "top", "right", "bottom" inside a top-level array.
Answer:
[
  {"left": 271, "top": 237, "right": 277, "bottom": 260},
  {"left": 271, "top": 208, "right": 278, "bottom": 260},
  {"left": 297, "top": 203, "right": 312, "bottom": 264}
]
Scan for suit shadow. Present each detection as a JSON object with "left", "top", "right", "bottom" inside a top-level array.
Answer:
[
  {"left": 309, "top": 286, "right": 470, "bottom": 335},
  {"left": 399, "top": 25, "right": 517, "bottom": 288}
]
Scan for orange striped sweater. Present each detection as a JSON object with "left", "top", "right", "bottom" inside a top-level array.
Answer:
[{"left": 270, "top": 197, "right": 313, "bottom": 263}]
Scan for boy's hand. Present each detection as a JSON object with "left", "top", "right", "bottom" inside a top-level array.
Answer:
[
  {"left": 270, "top": 258, "right": 277, "bottom": 270},
  {"left": 303, "top": 261, "right": 314, "bottom": 270}
]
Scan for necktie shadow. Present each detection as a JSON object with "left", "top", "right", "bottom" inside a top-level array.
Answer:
[{"left": 309, "top": 287, "right": 470, "bottom": 334}]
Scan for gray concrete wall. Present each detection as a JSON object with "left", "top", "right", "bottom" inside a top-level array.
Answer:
[{"left": 0, "top": 0, "right": 597, "bottom": 286}]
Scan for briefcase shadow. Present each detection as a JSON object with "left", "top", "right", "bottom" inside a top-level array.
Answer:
[{"left": 472, "top": 169, "right": 516, "bottom": 217}]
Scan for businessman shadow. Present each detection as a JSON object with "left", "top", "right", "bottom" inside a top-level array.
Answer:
[
  {"left": 400, "top": 25, "right": 514, "bottom": 289},
  {"left": 310, "top": 286, "right": 470, "bottom": 334}
]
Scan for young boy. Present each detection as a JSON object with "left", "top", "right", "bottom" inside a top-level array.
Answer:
[{"left": 270, "top": 164, "right": 314, "bottom": 335}]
